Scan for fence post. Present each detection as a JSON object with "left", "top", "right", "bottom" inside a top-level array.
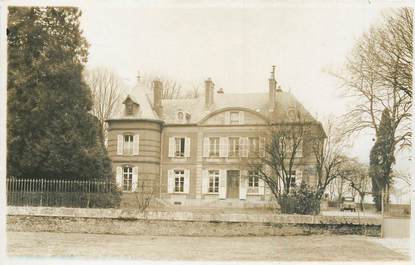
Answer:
[
  {"left": 87, "top": 180, "right": 91, "bottom": 208},
  {"left": 40, "top": 179, "right": 43, "bottom": 207}
]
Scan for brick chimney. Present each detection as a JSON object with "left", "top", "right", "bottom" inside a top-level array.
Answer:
[
  {"left": 268, "top": 66, "right": 277, "bottom": 112},
  {"left": 205, "top": 77, "right": 214, "bottom": 108},
  {"left": 153, "top": 78, "right": 163, "bottom": 115}
]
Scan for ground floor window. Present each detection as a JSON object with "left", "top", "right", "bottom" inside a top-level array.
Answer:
[
  {"left": 123, "top": 167, "right": 133, "bottom": 191},
  {"left": 248, "top": 171, "right": 259, "bottom": 194},
  {"left": 174, "top": 169, "right": 185, "bottom": 192},
  {"left": 289, "top": 170, "right": 296, "bottom": 188},
  {"left": 208, "top": 170, "right": 220, "bottom": 193}
]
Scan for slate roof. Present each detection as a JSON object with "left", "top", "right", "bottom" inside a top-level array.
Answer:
[
  {"left": 109, "top": 83, "right": 160, "bottom": 121},
  {"left": 108, "top": 82, "right": 319, "bottom": 126}
]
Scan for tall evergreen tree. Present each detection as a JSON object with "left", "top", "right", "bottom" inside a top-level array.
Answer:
[
  {"left": 369, "top": 109, "right": 395, "bottom": 211},
  {"left": 7, "top": 7, "right": 111, "bottom": 179}
]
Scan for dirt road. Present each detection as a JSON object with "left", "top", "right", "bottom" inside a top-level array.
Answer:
[{"left": 7, "top": 232, "right": 408, "bottom": 261}]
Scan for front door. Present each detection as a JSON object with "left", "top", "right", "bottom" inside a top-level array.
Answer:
[{"left": 227, "top": 170, "right": 240, "bottom": 199}]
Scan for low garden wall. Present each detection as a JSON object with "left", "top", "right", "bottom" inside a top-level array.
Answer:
[{"left": 7, "top": 206, "right": 381, "bottom": 237}]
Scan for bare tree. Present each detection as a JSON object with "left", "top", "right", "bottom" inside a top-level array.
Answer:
[
  {"left": 311, "top": 119, "right": 349, "bottom": 201},
  {"left": 247, "top": 109, "right": 311, "bottom": 198},
  {"left": 84, "top": 67, "right": 123, "bottom": 139},
  {"left": 138, "top": 72, "right": 183, "bottom": 99},
  {"left": 184, "top": 84, "right": 202, "bottom": 99},
  {"left": 133, "top": 181, "right": 154, "bottom": 212},
  {"left": 139, "top": 71, "right": 202, "bottom": 99},
  {"left": 339, "top": 158, "right": 371, "bottom": 211},
  {"left": 333, "top": 8, "right": 412, "bottom": 150}
]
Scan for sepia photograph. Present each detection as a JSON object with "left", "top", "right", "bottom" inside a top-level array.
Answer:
[{"left": 1, "top": 0, "right": 412, "bottom": 264}]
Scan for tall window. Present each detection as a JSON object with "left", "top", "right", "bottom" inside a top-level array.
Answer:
[
  {"left": 175, "top": 137, "right": 185, "bottom": 157},
  {"left": 123, "top": 167, "right": 133, "bottom": 192},
  {"left": 249, "top": 137, "right": 259, "bottom": 156},
  {"left": 209, "top": 137, "right": 220, "bottom": 157},
  {"left": 230, "top": 111, "right": 240, "bottom": 125},
  {"left": 248, "top": 171, "right": 259, "bottom": 194},
  {"left": 124, "top": 135, "right": 134, "bottom": 155},
  {"left": 208, "top": 170, "right": 220, "bottom": 193},
  {"left": 289, "top": 170, "right": 296, "bottom": 188},
  {"left": 229, "top": 137, "right": 240, "bottom": 158},
  {"left": 174, "top": 169, "right": 185, "bottom": 192}
]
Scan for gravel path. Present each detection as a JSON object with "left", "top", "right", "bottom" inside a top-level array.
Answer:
[{"left": 7, "top": 232, "right": 409, "bottom": 261}]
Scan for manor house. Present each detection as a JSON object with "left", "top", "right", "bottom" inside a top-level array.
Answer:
[{"left": 106, "top": 67, "right": 325, "bottom": 207}]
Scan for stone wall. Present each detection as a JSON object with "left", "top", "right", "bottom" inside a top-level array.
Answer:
[{"left": 7, "top": 206, "right": 381, "bottom": 237}]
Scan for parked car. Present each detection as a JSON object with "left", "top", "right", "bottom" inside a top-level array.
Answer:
[{"left": 340, "top": 197, "right": 356, "bottom": 212}]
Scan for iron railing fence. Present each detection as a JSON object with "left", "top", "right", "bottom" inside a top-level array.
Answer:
[{"left": 6, "top": 177, "right": 116, "bottom": 208}]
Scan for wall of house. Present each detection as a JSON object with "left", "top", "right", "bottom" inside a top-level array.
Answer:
[
  {"left": 107, "top": 120, "right": 162, "bottom": 198},
  {"left": 159, "top": 109, "right": 321, "bottom": 205}
]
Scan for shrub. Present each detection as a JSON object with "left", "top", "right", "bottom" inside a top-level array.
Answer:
[
  {"left": 277, "top": 182, "right": 321, "bottom": 215},
  {"left": 88, "top": 182, "right": 122, "bottom": 208}
]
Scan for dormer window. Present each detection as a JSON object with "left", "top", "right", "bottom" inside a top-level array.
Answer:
[
  {"left": 230, "top": 111, "right": 240, "bottom": 125},
  {"left": 126, "top": 101, "right": 134, "bottom": 115},
  {"left": 123, "top": 96, "right": 139, "bottom": 116},
  {"left": 287, "top": 108, "right": 299, "bottom": 121},
  {"left": 225, "top": 111, "right": 244, "bottom": 125},
  {"left": 177, "top": 111, "right": 184, "bottom": 120}
]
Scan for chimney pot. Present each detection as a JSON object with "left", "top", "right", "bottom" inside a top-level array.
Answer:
[
  {"left": 268, "top": 66, "right": 277, "bottom": 111},
  {"left": 153, "top": 79, "right": 163, "bottom": 115},
  {"left": 205, "top": 78, "right": 214, "bottom": 108}
]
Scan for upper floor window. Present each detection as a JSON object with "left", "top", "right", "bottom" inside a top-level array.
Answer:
[
  {"left": 123, "top": 167, "right": 133, "bottom": 192},
  {"left": 228, "top": 137, "right": 240, "bottom": 158},
  {"left": 175, "top": 137, "right": 185, "bottom": 157},
  {"left": 117, "top": 134, "right": 139, "bottom": 156},
  {"left": 209, "top": 137, "right": 220, "bottom": 157},
  {"left": 230, "top": 111, "right": 240, "bottom": 125},
  {"left": 168, "top": 137, "right": 191, "bottom": 158},
  {"left": 174, "top": 169, "right": 185, "bottom": 192},
  {"left": 208, "top": 170, "right": 220, "bottom": 193},
  {"left": 123, "top": 135, "right": 134, "bottom": 155}
]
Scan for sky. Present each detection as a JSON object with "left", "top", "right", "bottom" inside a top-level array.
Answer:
[{"left": 78, "top": 1, "right": 411, "bottom": 174}]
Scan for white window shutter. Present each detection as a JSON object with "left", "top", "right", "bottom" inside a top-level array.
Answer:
[
  {"left": 296, "top": 170, "right": 303, "bottom": 185},
  {"left": 117, "top": 135, "right": 123, "bottom": 155},
  {"left": 132, "top": 167, "right": 138, "bottom": 192},
  {"left": 184, "top": 169, "right": 190, "bottom": 193},
  {"left": 239, "top": 137, "right": 244, "bottom": 158},
  {"left": 259, "top": 137, "right": 266, "bottom": 157},
  {"left": 295, "top": 139, "right": 303, "bottom": 157},
  {"left": 239, "top": 170, "right": 247, "bottom": 200},
  {"left": 133, "top": 134, "right": 140, "bottom": 155},
  {"left": 116, "top": 166, "right": 123, "bottom": 189},
  {"left": 202, "top": 169, "right": 209, "bottom": 194},
  {"left": 219, "top": 137, "right": 229, "bottom": 157},
  {"left": 219, "top": 169, "right": 227, "bottom": 199},
  {"left": 168, "top": 137, "right": 175, "bottom": 158},
  {"left": 240, "top": 137, "right": 249, "bottom": 157},
  {"left": 239, "top": 111, "right": 245, "bottom": 124},
  {"left": 224, "top": 111, "right": 230, "bottom": 125},
  {"left": 184, "top": 137, "right": 191, "bottom": 157},
  {"left": 203, "top": 137, "right": 210, "bottom": 158},
  {"left": 259, "top": 178, "right": 265, "bottom": 195},
  {"left": 167, "top": 169, "right": 174, "bottom": 193}
]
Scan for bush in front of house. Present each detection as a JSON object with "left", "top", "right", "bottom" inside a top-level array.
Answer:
[
  {"left": 277, "top": 183, "right": 321, "bottom": 215},
  {"left": 88, "top": 182, "right": 122, "bottom": 208}
]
